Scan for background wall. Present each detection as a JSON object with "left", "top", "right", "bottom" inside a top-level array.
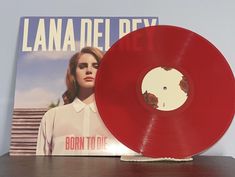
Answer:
[{"left": 0, "top": 0, "right": 234, "bottom": 156}]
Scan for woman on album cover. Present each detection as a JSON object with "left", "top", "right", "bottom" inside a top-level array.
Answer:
[{"left": 36, "top": 47, "right": 132, "bottom": 155}]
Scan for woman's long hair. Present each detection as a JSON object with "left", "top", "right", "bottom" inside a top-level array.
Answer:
[{"left": 63, "top": 47, "right": 103, "bottom": 104}]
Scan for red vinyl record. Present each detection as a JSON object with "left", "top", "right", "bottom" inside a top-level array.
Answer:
[{"left": 95, "top": 25, "right": 235, "bottom": 158}]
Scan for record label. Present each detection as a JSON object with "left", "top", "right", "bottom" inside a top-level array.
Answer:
[
  {"left": 95, "top": 26, "right": 235, "bottom": 158},
  {"left": 141, "top": 66, "right": 189, "bottom": 111}
]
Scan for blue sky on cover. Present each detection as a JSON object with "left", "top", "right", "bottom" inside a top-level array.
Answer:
[{"left": 15, "top": 17, "right": 158, "bottom": 108}]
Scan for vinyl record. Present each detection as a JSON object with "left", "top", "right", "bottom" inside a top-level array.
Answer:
[{"left": 95, "top": 25, "right": 235, "bottom": 158}]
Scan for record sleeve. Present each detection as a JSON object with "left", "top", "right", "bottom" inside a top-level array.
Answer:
[{"left": 10, "top": 16, "right": 159, "bottom": 156}]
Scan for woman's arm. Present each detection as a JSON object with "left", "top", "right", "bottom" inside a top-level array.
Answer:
[{"left": 36, "top": 109, "right": 55, "bottom": 155}]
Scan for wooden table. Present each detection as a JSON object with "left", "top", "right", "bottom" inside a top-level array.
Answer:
[{"left": 0, "top": 155, "right": 234, "bottom": 177}]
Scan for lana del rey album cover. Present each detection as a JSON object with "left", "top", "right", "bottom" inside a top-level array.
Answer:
[{"left": 10, "top": 17, "right": 159, "bottom": 156}]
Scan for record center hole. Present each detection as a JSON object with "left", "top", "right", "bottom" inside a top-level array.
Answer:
[{"left": 141, "top": 67, "right": 189, "bottom": 111}]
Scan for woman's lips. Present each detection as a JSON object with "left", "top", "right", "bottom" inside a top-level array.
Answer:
[{"left": 84, "top": 77, "right": 94, "bottom": 81}]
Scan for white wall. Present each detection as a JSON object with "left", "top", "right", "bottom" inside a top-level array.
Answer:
[{"left": 0, "top": 0, "right": 234, "bottom": 156}]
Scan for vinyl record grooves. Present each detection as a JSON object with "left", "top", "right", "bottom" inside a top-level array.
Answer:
[{"left": 95, "top": 25, "right": 235, "bottom": 158}]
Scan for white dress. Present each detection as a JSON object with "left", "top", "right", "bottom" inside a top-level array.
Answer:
[{"left": 36, "top": 98, "right": 136, "bottom": 155}]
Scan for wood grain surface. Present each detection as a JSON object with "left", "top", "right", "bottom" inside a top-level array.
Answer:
[{"left": 0, "top": 155, "right": 234, "bottom": 177}]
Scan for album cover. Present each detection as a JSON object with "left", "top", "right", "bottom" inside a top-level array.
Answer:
[{"left": 10, "top": 17, "right": 159, "bottom": 156}]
